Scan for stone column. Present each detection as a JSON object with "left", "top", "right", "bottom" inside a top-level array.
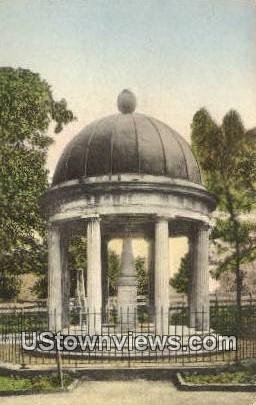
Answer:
[
  {"left": 101, "top": 238, "right": 109, "bottom": 322},
  {"left": 87, "top": 216, "right": 102, "bottom": 334},
  {"left": 48, "top": 224, "right": 63, "bottom": 331},
  {"left": 188, "top": 235, "right": 195, "bottom": 329},
  {"left": 148, "top": 239, "right": 155, "bottom": 319},
  {"left": 117, "top": 237, "right": 137, "bottom": 330},
  {"left": 154, "top": 218, "right": 170, "bottom": 335},
  {"left": 189, "top": 223, "right": 210, "bottom": 331},
  {"left": 61, "top": 233, "right": 70, "bottom": 329}
]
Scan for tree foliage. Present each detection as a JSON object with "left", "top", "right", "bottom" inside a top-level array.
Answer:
[
  {"left": 107, "top": 252, "right": 148, "bottom": 297},
  {"left": 0, "top": 67, "right": 75, "bottom": 297},
  {"left": 0, "top": 271, "right": 21, "bottom": 300},
  {"left": 67, "top": 236, "right": 87, "bottom": 297},
  {"left": 191, "top": 108, "right": 256, "bottom": 308},
  {"left": 108, "top": 249, "right": 121, "bottom": 296},
  {"left": 68, "top": 237, "right": 87, "bottom": 272},
  {"left": 135, "top": 256, "right": 148, "bottom": 296},
  {"left": 170, "top": 253, "right": 190, "bottom": 295}
]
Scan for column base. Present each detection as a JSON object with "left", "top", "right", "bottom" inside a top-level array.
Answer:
[
  {"left": 155, "top": 306, "right": 169, "bottom": 335},
  {"left": 117, "top": 285, "right": 137, "bottom": 331}
]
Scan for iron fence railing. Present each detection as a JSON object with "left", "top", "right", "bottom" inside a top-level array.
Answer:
[{"left": 0, "top": 305, "right": 255, "bottom": 368}]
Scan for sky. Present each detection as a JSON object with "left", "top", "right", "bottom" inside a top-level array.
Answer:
[
  {"left": 0, "top": 0, "right": 255, "bottom": 177},
  {"left": 109, "top": 237, "right": 188, "bottom": 279},
  {"left": 0, "top": 0, "right": 255, "bottom": 286}
]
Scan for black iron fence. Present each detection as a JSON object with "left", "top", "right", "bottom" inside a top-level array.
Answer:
[{"left": 0, "top": 305, "right": 255, "bottom": 368}]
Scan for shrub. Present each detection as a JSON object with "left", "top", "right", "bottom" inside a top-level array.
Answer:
[{"left": 0, "top": 271, "right": 21, "bottom": 300}]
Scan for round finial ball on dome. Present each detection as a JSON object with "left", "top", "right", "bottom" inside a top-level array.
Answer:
[{"left": 117, "top": 89, "right": 136, "bottom": 114}]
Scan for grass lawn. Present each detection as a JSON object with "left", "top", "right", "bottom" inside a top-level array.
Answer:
[
  {"left": 183, "top": 368, "right": 256, "bottom": 384},
  {"left": 0, "top": 374, "right": 73, "bottom": 392}
]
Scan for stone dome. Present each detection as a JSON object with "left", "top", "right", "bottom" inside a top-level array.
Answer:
[
  {"left": 247, "top": 127, "right": 256, "bottom": 139},
  {"left": 52, "top": 91, "right": 201, "bottom": 186}
]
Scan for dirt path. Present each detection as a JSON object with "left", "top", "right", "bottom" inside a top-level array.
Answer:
[{"left": 0, "top": 380, "right": 255, "bottom": 405}]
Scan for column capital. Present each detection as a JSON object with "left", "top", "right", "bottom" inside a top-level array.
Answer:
[
  {"left": 197, "top": 221, "right": 211, "bottom": 232},
  {"left": 48, "top": 219, "right": 71, "bottom": 231},
  {"left": 155, "top": 215, "right": 170, "bottom": 223},
  {"left": 48, "top": 222, "right": 71, "bottom": 246},
  {"left": 82, "top": 213, "right": 100, "bottom": 218},
  {"left": 82, "top": 214, "right": 101, "bottom": 223},
  {"left": 48, "top": 221, "right": 60, "bottom": 232}
]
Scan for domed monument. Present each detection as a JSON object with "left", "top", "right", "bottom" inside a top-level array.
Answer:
[{"left": 42, "top": 90, "right": 216, "bottom": 335}]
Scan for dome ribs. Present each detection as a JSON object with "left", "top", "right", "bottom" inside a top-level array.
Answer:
[
  {"left": 109, "top": 116, "right": 117, "bottom": 176},
  {"left": 133, "top": 114, "right": 165, "bottom": 176},
  {"left": 131, "top": 114, "right": 141, "bottom": 174},
  {"left": 63, "top": 130, "right": 90, "bottom": 182},
  {"left": 177, "top": 136, "right": 202, "bottom": 184},
  {"left": 51, "top": 143, "right": 68, "bottom": 185},
  {"left": 52, "top": 112, "right": 202, "bottom": 186},
  {"left": 171, "top": 131, "right": 189, "bottom": 180},
  {"left": 145, "top": 116, "right": 167, "bottom": 176},
  {"left": 112, "top": 114, "right": 138, "bottom": 175},
  {"left": 84, "top": 118, "right": 105, "bottom": 178}
]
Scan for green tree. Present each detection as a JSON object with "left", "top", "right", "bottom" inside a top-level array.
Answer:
[
  {"left": 237, "top": 133, "right": 256, "bottom": 193},
  {"left": 108, "top": 249, "right": 120, "bottom": 296},
  {"left": 0, "top": 271, "right": 21, "bottom": 300},
  {"left": 0, "top": 67, "right": 75, "bottom": 297},
  {"left": 191, "top": 108, "right": 256, "bottom": 310},
  {"left": 135, "top": 256, "right": 148, "bottom": 296},
  {"left": 107, "top": 253, "right": 148, "bottom": 297},
  {"left": 68, "top": 236, "right": 87, "bottom": 296},
  {"left": 170, "top": 253, "right": 190, "bottom": 295}
]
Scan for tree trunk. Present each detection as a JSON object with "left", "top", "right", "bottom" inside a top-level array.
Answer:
[
  {"left": 235, "top": 261, "right": 242, "bottom": 310},
  {"left": 235, "top": 240, "right": 242, "bottom": 340},
  {"left": 235, "top": 231, "right": 242, "bottom": 312}
]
